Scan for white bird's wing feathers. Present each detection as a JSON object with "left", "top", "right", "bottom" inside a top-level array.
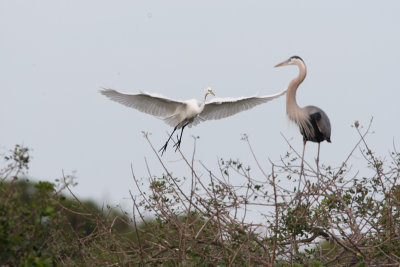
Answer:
[
  {"left": 100, "top": 89, "right": 185, "bottom": 118},
  {"left": 198, "top": 89, "right": 286, "bottom": 121}
]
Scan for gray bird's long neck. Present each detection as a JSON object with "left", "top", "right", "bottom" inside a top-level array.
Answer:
[{"left": 286, "top": 63, "right": 306, "bottom": 117}]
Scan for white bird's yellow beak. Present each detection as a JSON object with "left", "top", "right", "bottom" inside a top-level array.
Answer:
[{"left": 208, "top": 89, "right": 215, "bottom": 96}]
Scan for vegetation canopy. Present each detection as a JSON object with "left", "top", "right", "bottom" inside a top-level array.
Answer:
[{"left": 1, "top": 119, "right": 399, "bottom": 266}]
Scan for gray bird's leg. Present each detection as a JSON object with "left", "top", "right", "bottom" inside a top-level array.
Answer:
[
  {"left": 299, "top": 139, "right": 306, "bottom": 192},
  {"left": 316, "top": 142, "right": 321, "bottom": 185}
]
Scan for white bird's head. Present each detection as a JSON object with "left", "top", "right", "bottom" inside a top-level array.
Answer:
[
  {"left": 274, "top": 56, "right": 304, "bottom": 68},
  {"left": 207, "top": 87, "right": 215, "bottom": 96}
]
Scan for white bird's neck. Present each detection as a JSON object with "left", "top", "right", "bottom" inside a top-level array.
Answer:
[
  {"left": 199, "top": 89, "right": 209, "bottom": 111},
  {"left": 286, "top": 62, "right": 307, "bottom": 120}
]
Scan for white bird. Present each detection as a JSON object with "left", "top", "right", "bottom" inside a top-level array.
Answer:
[{"left": 100, "top": 87, "right": 286, "bottom": 155}]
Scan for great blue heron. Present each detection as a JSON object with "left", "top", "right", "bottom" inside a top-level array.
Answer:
[
  {"left": 101, "top": 87, "right": 286, "bottom": 155},
  {"left": 275, "top": 56, "right": 331, "bottom": 181}
]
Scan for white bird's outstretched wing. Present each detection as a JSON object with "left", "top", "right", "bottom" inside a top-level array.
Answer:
[
  {"left": 198, "top": 89, "right": 286, "bottom": 121},
  {"left": 100, "top": 89, "right": 185, "bottom": 118}
]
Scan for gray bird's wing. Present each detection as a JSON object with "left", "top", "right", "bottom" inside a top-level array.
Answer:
[{"left": 305, "top": 105, "right": 331, "bottom": 142}]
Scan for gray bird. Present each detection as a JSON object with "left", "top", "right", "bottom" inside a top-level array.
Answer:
[{"left": 275, "top": 56, "right": 331, "bottom": 179}]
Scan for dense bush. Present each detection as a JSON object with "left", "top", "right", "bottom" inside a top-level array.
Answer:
[
  {"left": 0, "top": 145, "right": 131, "bottom": 266},
  {"left": 1, "top": 120, "right": 399, "bottom": 266}
]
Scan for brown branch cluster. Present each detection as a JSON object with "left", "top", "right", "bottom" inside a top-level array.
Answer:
[
  {"left": 96, "top": 119, "right": 399, "bottom": 266},
  {"left": 2, "top": 119, "right": 399, "bottom": 266}
]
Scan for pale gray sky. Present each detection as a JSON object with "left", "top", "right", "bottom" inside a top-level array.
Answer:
[{"left": 1, "top": 1, "right": 399, "bottom": 208}]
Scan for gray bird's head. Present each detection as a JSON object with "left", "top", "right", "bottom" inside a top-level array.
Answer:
[{"left": 274, "top": 56, "right": 304, "bottom": 68}]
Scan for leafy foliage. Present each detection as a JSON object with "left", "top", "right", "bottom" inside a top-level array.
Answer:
[{"left": 1, "top": 120, "right": 399, "bottom": 266}]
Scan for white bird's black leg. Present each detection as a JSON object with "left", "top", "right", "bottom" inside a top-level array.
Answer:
[
  {"left": 174, "top": 122, "right": 189, "bottom": 151},
  {"left": 159, "top": 126, "right": 178, "bottom": 156}
]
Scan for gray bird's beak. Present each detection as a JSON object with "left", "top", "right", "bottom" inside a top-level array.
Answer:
[{"left": 274, "top": 59, "right": 290, "bottom": 68}]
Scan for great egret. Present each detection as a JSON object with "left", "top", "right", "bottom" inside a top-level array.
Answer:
[
  {"left": 100, "top": 87, "right": 286, "bottom": 155},
  {"left": 275, "top": 56, "right": 331, "bottom": 181}
]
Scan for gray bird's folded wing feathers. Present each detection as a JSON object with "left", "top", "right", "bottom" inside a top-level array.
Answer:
[
  {"left": 199, "top": 89, "right": 286, "bottom": 121},
  {"left": 100, "top": 89, "right": 185, "bottom": 118}
]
